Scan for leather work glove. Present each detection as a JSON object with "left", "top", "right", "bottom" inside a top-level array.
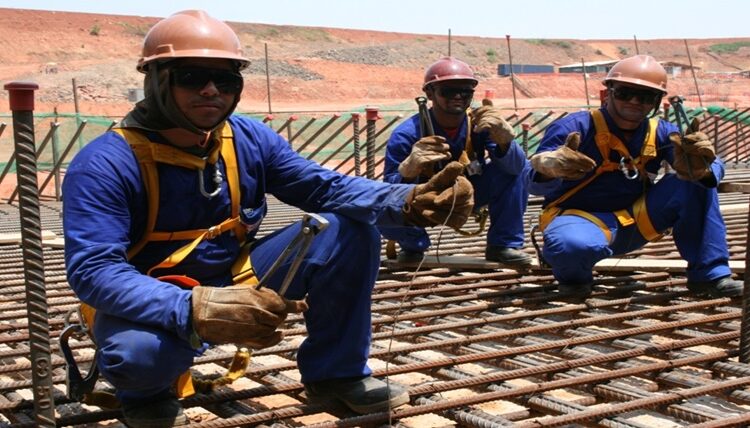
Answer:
[
  {"left": 668, "top": 118, "right": 716, "bottom": 181},
  {"left": 192, "top": 285, "right": 308, "bottom": 349},
  {"left": 472, "top": 99, "right": 515, "bottom": 152},
  {"left": 402, "top": 161, "right": 474, "bottom": 229},
  {"left": 398, "top": 135, "right": 452, "bottom": 180},
  {"left": 530, "top": 132, "right": 596, "bottom": 180}
]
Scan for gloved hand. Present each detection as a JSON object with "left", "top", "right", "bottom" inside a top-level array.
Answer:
[
  {"left": 472, "top": 99, "right": 515, "bottom": 152},
  {"left": 402, "top": 161, "right": 474, "bottom": 229},
  {"left": 398, "top": 135, "right": 451, "bottom": 180},
  {"left": 530, "top": 132, "right": 596, "bottom": 180},
  {"left": 668, "top": 118, "right": 716, "bottom": 181},
  {"left": 192, "top": 285, "right": 307, "bottom": 349}
]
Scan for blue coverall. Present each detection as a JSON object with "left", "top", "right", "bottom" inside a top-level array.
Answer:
[
  {"left": 62, "top": 115, "right": 413, "bottom": 406},
  {"left": 529, "top": 107, "right": 731, "bottom": 287},
  {"left": 379, "top": 111, "right": 529, "bottom": 253}
]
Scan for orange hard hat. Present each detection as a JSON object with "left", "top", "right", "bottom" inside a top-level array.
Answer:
[
  {"left": 137, "top": 10, "right": 250, "bottom": 73},
  {"left": 604, "top": 55, "right": 667, "bottom": 93},
  {"left": 423, "top": 57, "right": 478, "bottom": 90}
]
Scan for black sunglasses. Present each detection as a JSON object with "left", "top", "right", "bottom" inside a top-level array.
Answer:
[
  {"left": 171, "top": 67, "right": 244, "bottom": 95},
  {"left": 610, "top": 86, "right": 661, "bottom": 105},
  {"left": 437, "top": 87, "right": 475, "bottom": 100}
]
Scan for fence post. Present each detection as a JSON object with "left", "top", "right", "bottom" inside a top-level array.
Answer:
[
  {"left": 365, "top": 107, "right": 379, "bottom": 179},
  {"left": 50, "top": 121, "right": 62, "bottom": 200},
  {"left": 4, "top": 81, "right": 56, "bottom": 427},
  {"left": 713, "top": 114, "right": 720, "bottom": 153},
  {"left": 351, "top": 113, "right": 361, "bottom": 177},
  {"left": 521, "top": 123, "right": 530, "bottom": 156}
]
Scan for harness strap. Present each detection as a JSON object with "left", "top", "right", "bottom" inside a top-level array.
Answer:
[
  {"left": 457, "top": 111, "right": 473, "bottom": 167},
  {"left": 538, "top": 110, "right": 659, "bottom": 233},
  {"left": 559, "top": 209, "right": 613, "bottom": 243},
  {"left": 633, "top": 195, "right": 663, "bottom": 241},
  {"left": 145, "top": 216, "right": 243, "bottom": 276},
  {"left": 113, "top": 123, "right": 245, "bottom": 267}
]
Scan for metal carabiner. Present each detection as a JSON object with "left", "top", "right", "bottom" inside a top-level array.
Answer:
[
  {"left": 198, "top": 163, "right": 223, "bottom": 199},
  {"left": 619, "top": 156, "right": 639, "bottom": 180}
]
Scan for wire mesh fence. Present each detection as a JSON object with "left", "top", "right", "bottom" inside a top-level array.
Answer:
[{"left": 0, "top": 104, "right": 748, "bottom": 201}]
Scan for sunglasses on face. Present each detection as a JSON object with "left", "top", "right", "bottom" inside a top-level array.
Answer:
[
  {"left": 437, "top": 86, "right": 475, "bottom": 100},
  {"left": 170, "top": 67, "right": 244, "bottom": 95},
  {"left": 610, "top": 86, "right": 661, "bottom": 105}
]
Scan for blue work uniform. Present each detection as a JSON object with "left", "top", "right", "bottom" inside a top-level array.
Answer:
[
  {"left": 379, "top": 110, "right": 529, "bottom": 252},
  {"left": 529, "top": 107, "right": 731, "bottom": 287},
  {"left": 62, "top": 115, "right": 413, "bottom": 405}
]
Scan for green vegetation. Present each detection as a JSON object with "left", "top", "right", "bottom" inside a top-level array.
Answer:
[
  {"left": 709, "top": 41, "right": 750, "bottom": 54},
  {"left": 259, "top": 27, "right": 281, "bottom": 38},
  {"left": 527, "top": 39, "right": 572, "bottom": 49},
  {"left": 486, "top": 48, "right": 497, "bottom": 62},
  {"left": 117, "top": 22, "right": 150, "bottom": 37},
  {"left": 595, "top": 49, "right": 604, "bottom": 55},
  {"left": 89, "top": 24, "right": 101, "bottom": 36},
  {"left": 618, "top": 46, "right": 629, "bottom": 55}
]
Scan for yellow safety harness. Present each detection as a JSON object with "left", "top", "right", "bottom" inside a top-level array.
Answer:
[
  {"left": 537, "top": 110, "right": 663, "bottom": 243},
  {"left": 78, "top": 123, "right": 257, "bottom": 402}
]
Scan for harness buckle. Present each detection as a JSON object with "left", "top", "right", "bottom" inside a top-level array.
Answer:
[
  {"left": 619, "top": 157, "right": 639, "bottom": 180},
  {"left": 206, "top": 225, "right": 221, "bottom": 239}
]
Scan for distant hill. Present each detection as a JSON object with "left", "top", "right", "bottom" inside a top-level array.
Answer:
[{"left": 1, "top": 8, "right": 749, "bottom": 115}]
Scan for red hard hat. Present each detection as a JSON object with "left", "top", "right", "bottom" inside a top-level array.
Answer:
[
  {"left": 423, "top": 57, "right": 478, "bottom": 90},
  {"left": 604, "top": 55, "right": 667, "bottom": 93},
  {"left": 137, "top": 10, "right": 250, "bottom": 73}
]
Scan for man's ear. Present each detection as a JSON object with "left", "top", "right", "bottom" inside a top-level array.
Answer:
[{"left": 424, "top": 86, "right": 435, "bottom": 102}]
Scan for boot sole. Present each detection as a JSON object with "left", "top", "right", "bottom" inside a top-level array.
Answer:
[{"left": 303, "top": 390, "right": 410, "bottom": 414}]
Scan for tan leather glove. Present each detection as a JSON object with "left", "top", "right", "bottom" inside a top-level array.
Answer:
[
  {"left": 403, "top": 161, "right": 474, "bottom": 229},
  {"left": 472, "top": 99, "right": 515, "bottom": 151},
  {"left": 192, "top": 285, "right": 307, "bottom": 349},
  {"left": 530, "top": 132, "right": 596, "bottom": 180},
  {"left": 398, "top": 135, "right": 451, "bottom": 180},
  {"left": 668, "top": 118, "right": 716, "bottom": 181}
]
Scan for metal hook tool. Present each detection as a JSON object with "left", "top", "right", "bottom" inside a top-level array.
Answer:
[
  {"left": 669, "top": 95, "right": 707, "bottom": 181},
  {"left": 669, "top": 95, "right": 692, "bottom": 136},
  {"left": 254, "top": 213, "right": 329, "bottom": 296}
]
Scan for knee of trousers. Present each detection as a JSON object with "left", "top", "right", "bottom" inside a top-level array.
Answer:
[
  {"left": 543, "top": 220, "right": 611, "bottom": 269},
  {"left": 318, "top": 213, "right": 381, "bottom": 263},
  {"left": 95, "top": 324, "right": 194, "bottom": 391}
]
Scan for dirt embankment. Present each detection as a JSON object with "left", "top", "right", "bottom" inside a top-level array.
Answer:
[{"left": 1, "top": 8, "right": 749, "bottom": 116}]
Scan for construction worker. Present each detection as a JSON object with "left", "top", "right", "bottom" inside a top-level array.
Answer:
[
  {"left": 528, "top": 54, "right": 742, "bottom": 299},
  {"left": 380, "top": 57, "right": 532, "bottom": 267},
  {"left": 62, "top": 10, "right": 473, "bottom": 427}
]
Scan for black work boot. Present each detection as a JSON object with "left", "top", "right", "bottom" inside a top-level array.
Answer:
[
  {"left": 304, "top": 375, "right": 409, "bottom": 414},
  {"left": 557, "top": 281, "right": 594, "bottom": 301},
  {"left": 396, "top": 250, "right": 425, "bottom": 264},
  {"left": 122, "top": 396, "right": 188, "bottom": 428},
  {"left": 485, "top": 246, "right": 533, "bottom": 267},
  {"left": 687, "top": 276, "right": 743, "bottom": 298}
]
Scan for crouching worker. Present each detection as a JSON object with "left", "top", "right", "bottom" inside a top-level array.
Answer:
[
  {"left": 380, "top": 57, "right": 531, "bottom": 267},
  {"left": 528, "top": 54, "right": 742, "bottom": 299},
  {"left": 62, "top": 10, "right": 473, "bottom": 427}
]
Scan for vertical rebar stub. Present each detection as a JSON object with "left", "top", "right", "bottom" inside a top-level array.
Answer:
[{"left": 4, "top": 81, "right": 39, "bottom": 111}]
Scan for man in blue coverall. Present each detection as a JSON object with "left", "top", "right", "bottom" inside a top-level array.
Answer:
[
  {"left": 380, "top": 57, "right": 532, "bottom": 267},
  {"left": 62, "top": 11, "right": 473, "bottom": 427},
  {"left": 528, "top": 54, "right": 742, "bottom": 299}
]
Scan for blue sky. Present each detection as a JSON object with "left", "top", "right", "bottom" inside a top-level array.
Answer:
[{"left": 1, "top": 0, "right": 748, "bottom": 39}]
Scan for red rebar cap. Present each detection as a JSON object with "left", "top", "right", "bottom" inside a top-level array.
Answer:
[
  {"left": 4, "top": 81, "right": 39, "bottom": 111},
  {"left": 365, "top": 107, "right": 379, "bottom": 121}
]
